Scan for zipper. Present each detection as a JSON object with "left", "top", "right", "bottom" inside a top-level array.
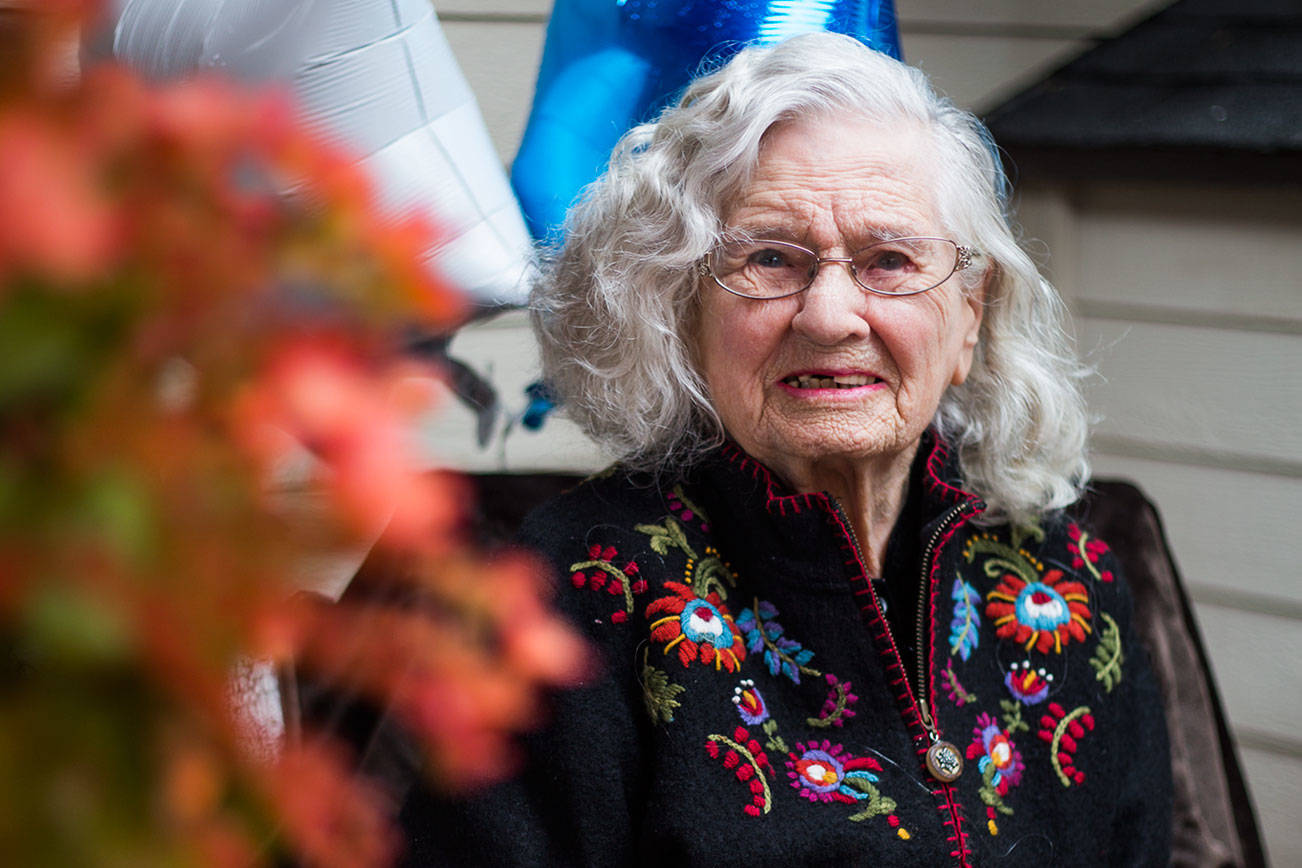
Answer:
[
  {"left": 830, "top": 496, "right": 977, "bottom": 782},
  {"left": 915, "top": 501, "right": 974, "bottom": 735},
  {"left": 914, "top": 500, "right": 975, "bottom": 784}
]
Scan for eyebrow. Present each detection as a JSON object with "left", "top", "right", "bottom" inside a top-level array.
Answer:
[{"left": 722, "top": 223, "right": 923, "bottom": 246}]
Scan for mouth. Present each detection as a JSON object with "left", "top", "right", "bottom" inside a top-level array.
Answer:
[{"left": 780, "top": 372, "right": 881, "bottom": 390}]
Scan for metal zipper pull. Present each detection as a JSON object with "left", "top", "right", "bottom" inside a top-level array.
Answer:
[{"left": 920, "top": 697, "right": 964, "bottom": 782}]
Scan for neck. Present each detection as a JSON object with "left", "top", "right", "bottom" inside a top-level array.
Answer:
[{"left": 768, "top": 443, "right": 920, "bottom": 577}]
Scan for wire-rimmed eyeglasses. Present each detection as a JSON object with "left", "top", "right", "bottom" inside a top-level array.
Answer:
[{"left": 697, "top": 236, "right": 976, "bottom": 300}]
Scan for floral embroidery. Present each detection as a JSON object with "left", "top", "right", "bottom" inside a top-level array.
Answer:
[
  {"left": 967, "top": 713, "right": 1023, "bottom": 795},
  {"left": 760, "top": 719, "right": 788, "bottom": 754},
  {"left": 999, "top": 699, "right": 1029, "bottom": 735},
  {"left": 986, "top": 569, "right": 1091, "bottom": 654},
  {"left": 964, "top": 524, "right": 1046, "bottom": 586},
  {"left": 942, "top": 659, "right": 977, "bottom": 707},
  {"left": 1004, "top": 660, "right": 1053, "bottom": 705},
  {"left": 786, "top": 741, "right": 908, "bottom": 832},
  {"left": 808, "top": 673, "right": 859, "bottom": 729},
  {"left": 732, "top": 679, "right": 769, "bottom": 725},
  {"left": 647, "top": 581, "right": 746, "bottom": 672},
  {"left": 636, "top": 517, "right": 736, "bottom": 599},
  {"left": 706, "top": 726, "right": 773, "bottom": 816},
  {"left": 1090, "top": 612, "right": 1124, "bottom": 692},
  {"left": 786, "top": 740, "right": 882, "bottom": 803},
  {"left": 948, "top": 577, "right": 982, "bottom": 660},
  {"left": 735, "top": 598, "right": 816, "bottom": 683},
  {"left": 569, "top": 543, "right": 644, "bottom": 619},
  {"left": 1068, "top": 523, "right": 1113, "bottom": 582},
  {"left": 1037, "top": 702, "right": 1095, "bottom": 787},
  {"left": 733, "top": 598, "right": 857, "bottom": 727},
  {"left": 667, "top": 485, "right": 710, "bottom": 532},
  {"left": 968, "top": 713, "right": 1021, "bottom": 832},
  {"left": 641, "top": 649, "right": 685, "bottom": 724}
]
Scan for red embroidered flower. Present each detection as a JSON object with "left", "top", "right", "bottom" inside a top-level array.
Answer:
[
  {"left": 646, "top": 581, "right": 746, "bottom": 672},
  {"left": 965, "top": 713, "right": 1023, "bottom": 795},
  {"left": 986, "top": 569, "right": 1091, "bottom": 654}
]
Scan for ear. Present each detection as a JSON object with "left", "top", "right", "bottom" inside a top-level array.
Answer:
[{"left": 949, "top": 278, "right": 986, "bottom": 387}]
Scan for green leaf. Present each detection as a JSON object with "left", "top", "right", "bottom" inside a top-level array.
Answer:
[
  {"left": 1090, "top": 612, "right": 1124, "bottom": 692},
  {"left": 641, "top": 663, "right": 685, "bottom": 725}
]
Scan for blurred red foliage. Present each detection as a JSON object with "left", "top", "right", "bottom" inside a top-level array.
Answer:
[{"left": 0, "top": 4, "right": 586, "bottom": 865}]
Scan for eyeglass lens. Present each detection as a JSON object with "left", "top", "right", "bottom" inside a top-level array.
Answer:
[{"left": 709, "top": 237, "right": 960, "bottom": 298}]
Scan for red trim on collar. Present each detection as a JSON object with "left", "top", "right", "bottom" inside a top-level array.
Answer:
[{"left": 720, "top": 432, "right": 981, "bottom": 513}]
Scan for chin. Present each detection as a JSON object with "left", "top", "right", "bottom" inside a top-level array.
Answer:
[{"left": 758, "top": 424, "right": 918, "bottom": 469}]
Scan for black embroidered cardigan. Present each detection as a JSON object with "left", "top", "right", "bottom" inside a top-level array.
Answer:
[{"left": 395, "top": 436, "right": 1173, "bottom": 866}]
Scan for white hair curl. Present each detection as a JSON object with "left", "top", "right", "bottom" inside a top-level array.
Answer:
[{"left": 531, "top": 32, "right": 1091, "bottom": 524}]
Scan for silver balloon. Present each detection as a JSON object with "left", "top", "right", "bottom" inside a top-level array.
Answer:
[{"left": 106, "top": 0, "right": 533, "bottom": 307}]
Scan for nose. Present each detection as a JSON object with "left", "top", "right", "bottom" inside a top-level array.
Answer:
[{"left": 790, "top": 259, "right": 871, "bottom": 346}]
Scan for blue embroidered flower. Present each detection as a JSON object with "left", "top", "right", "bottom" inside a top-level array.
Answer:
[
  {"left": 734, "top": 599, "right": 814, "bottom": 683},
  {"left": 987, "top": 570, "right": 1091, "bottom": 654},
  {"left": 647, "top": 582, "right": 746, "bottom": 671}
]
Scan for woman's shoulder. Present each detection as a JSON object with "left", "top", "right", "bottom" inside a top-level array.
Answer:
[
  {"left": 514, "top": 464, "right": 719, "bottom": 628},
  {"left": 516, "top": 464, "right": 681, "bottom": 555}
]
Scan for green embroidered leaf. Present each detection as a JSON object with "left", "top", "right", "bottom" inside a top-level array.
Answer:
[
  {"left": 761, "top": 719, "right": 788, "bottom": 755},
  {"left": 568, "top": 558, "right": 635, "bottom": 612},
  {"left": 641, "top": 662, "right": 685, "bottom": 724},
  {"left": 1008, "top": 522, "right": 1045, "bottom": 551},
  {"left": 840, "top": 774, "right": 874, "bottom": 795},
  {"left": 999, "top": 699, "right": 1028, "bottom": 734},
  {"left": 978, "top": 763, "right": 1014, "bottom": 815},
  {"left": 671, "top": 485, "right": 710, "bottom": 524},
  {"left": 847, "top": 784, "right": 896, "bottom": 822},
  {"left": 942, "top": 660, "right": 977, "bottom": 706},
  {"left": 636, "top": 516, "right": 695, "bottom": 559},
  {"left": 965, "top": 536, "right": 1038, "bottom": 584},
  {"left": 1090, "top": 611, "right": 1124, "bottom": 692},
  {"left": 690, "top": 554, "right": 736, "bottom": 600}
]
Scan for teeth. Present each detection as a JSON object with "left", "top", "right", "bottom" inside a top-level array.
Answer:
[{"left": 785, "top": 374, "right": 878, "bottom": 389}]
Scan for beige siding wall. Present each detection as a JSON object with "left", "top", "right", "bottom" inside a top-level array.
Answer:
[
  {"left": 422, "top": 2, "right": 1299, "bottom": 862},
  {"left": 1020, "top": 178, "right": 1302, "bottom": 866}
]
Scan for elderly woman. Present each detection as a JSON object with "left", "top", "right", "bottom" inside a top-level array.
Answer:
[{"left": 398, "top": 33, "right": 1172, "bottom": 866}]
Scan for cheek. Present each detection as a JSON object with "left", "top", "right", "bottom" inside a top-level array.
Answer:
[{"left": 696, "top": 301, "right": 789, "bottom": 416}]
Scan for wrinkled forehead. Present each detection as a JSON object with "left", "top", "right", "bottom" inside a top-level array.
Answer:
[{"left": 719, "top": 113, "right": 946, "bottom": 243}]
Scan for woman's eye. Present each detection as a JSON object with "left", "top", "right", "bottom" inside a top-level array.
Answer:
[
  {"left": 749, "top": 248, "right": 791, "bottom": 269},
  {"left": 862, "top": 248, "right": 913, "bottom": 271}
]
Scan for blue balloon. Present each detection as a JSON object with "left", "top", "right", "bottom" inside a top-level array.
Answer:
[{"left": 511, "top": 0, "right": 902, "bottom": 241}]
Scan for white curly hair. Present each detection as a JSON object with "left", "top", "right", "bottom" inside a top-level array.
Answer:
[{"left": 531, "top": 32, "right": 1091, "bottom": 523}]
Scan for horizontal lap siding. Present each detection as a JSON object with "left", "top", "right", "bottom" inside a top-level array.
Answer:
[
  {"left": 1092, "top": 455, "right": 1302, "bottom": 608},
  {"left": 1075, "top": 183, "right": 1302, "bottom": 323},
  {"left": 1079, "top": 319, "right": 1302, "bottom": 467},
  {"left": 1241, "top": 747, "right": 1302, "bottom": 868},
  {"left": 1035, "top": 173, "right": 1302, "bottom": 866}
]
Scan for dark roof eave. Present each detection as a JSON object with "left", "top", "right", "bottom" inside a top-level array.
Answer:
[{"left": 998, "top": 144, "right": 1302, "bottom": 187}]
